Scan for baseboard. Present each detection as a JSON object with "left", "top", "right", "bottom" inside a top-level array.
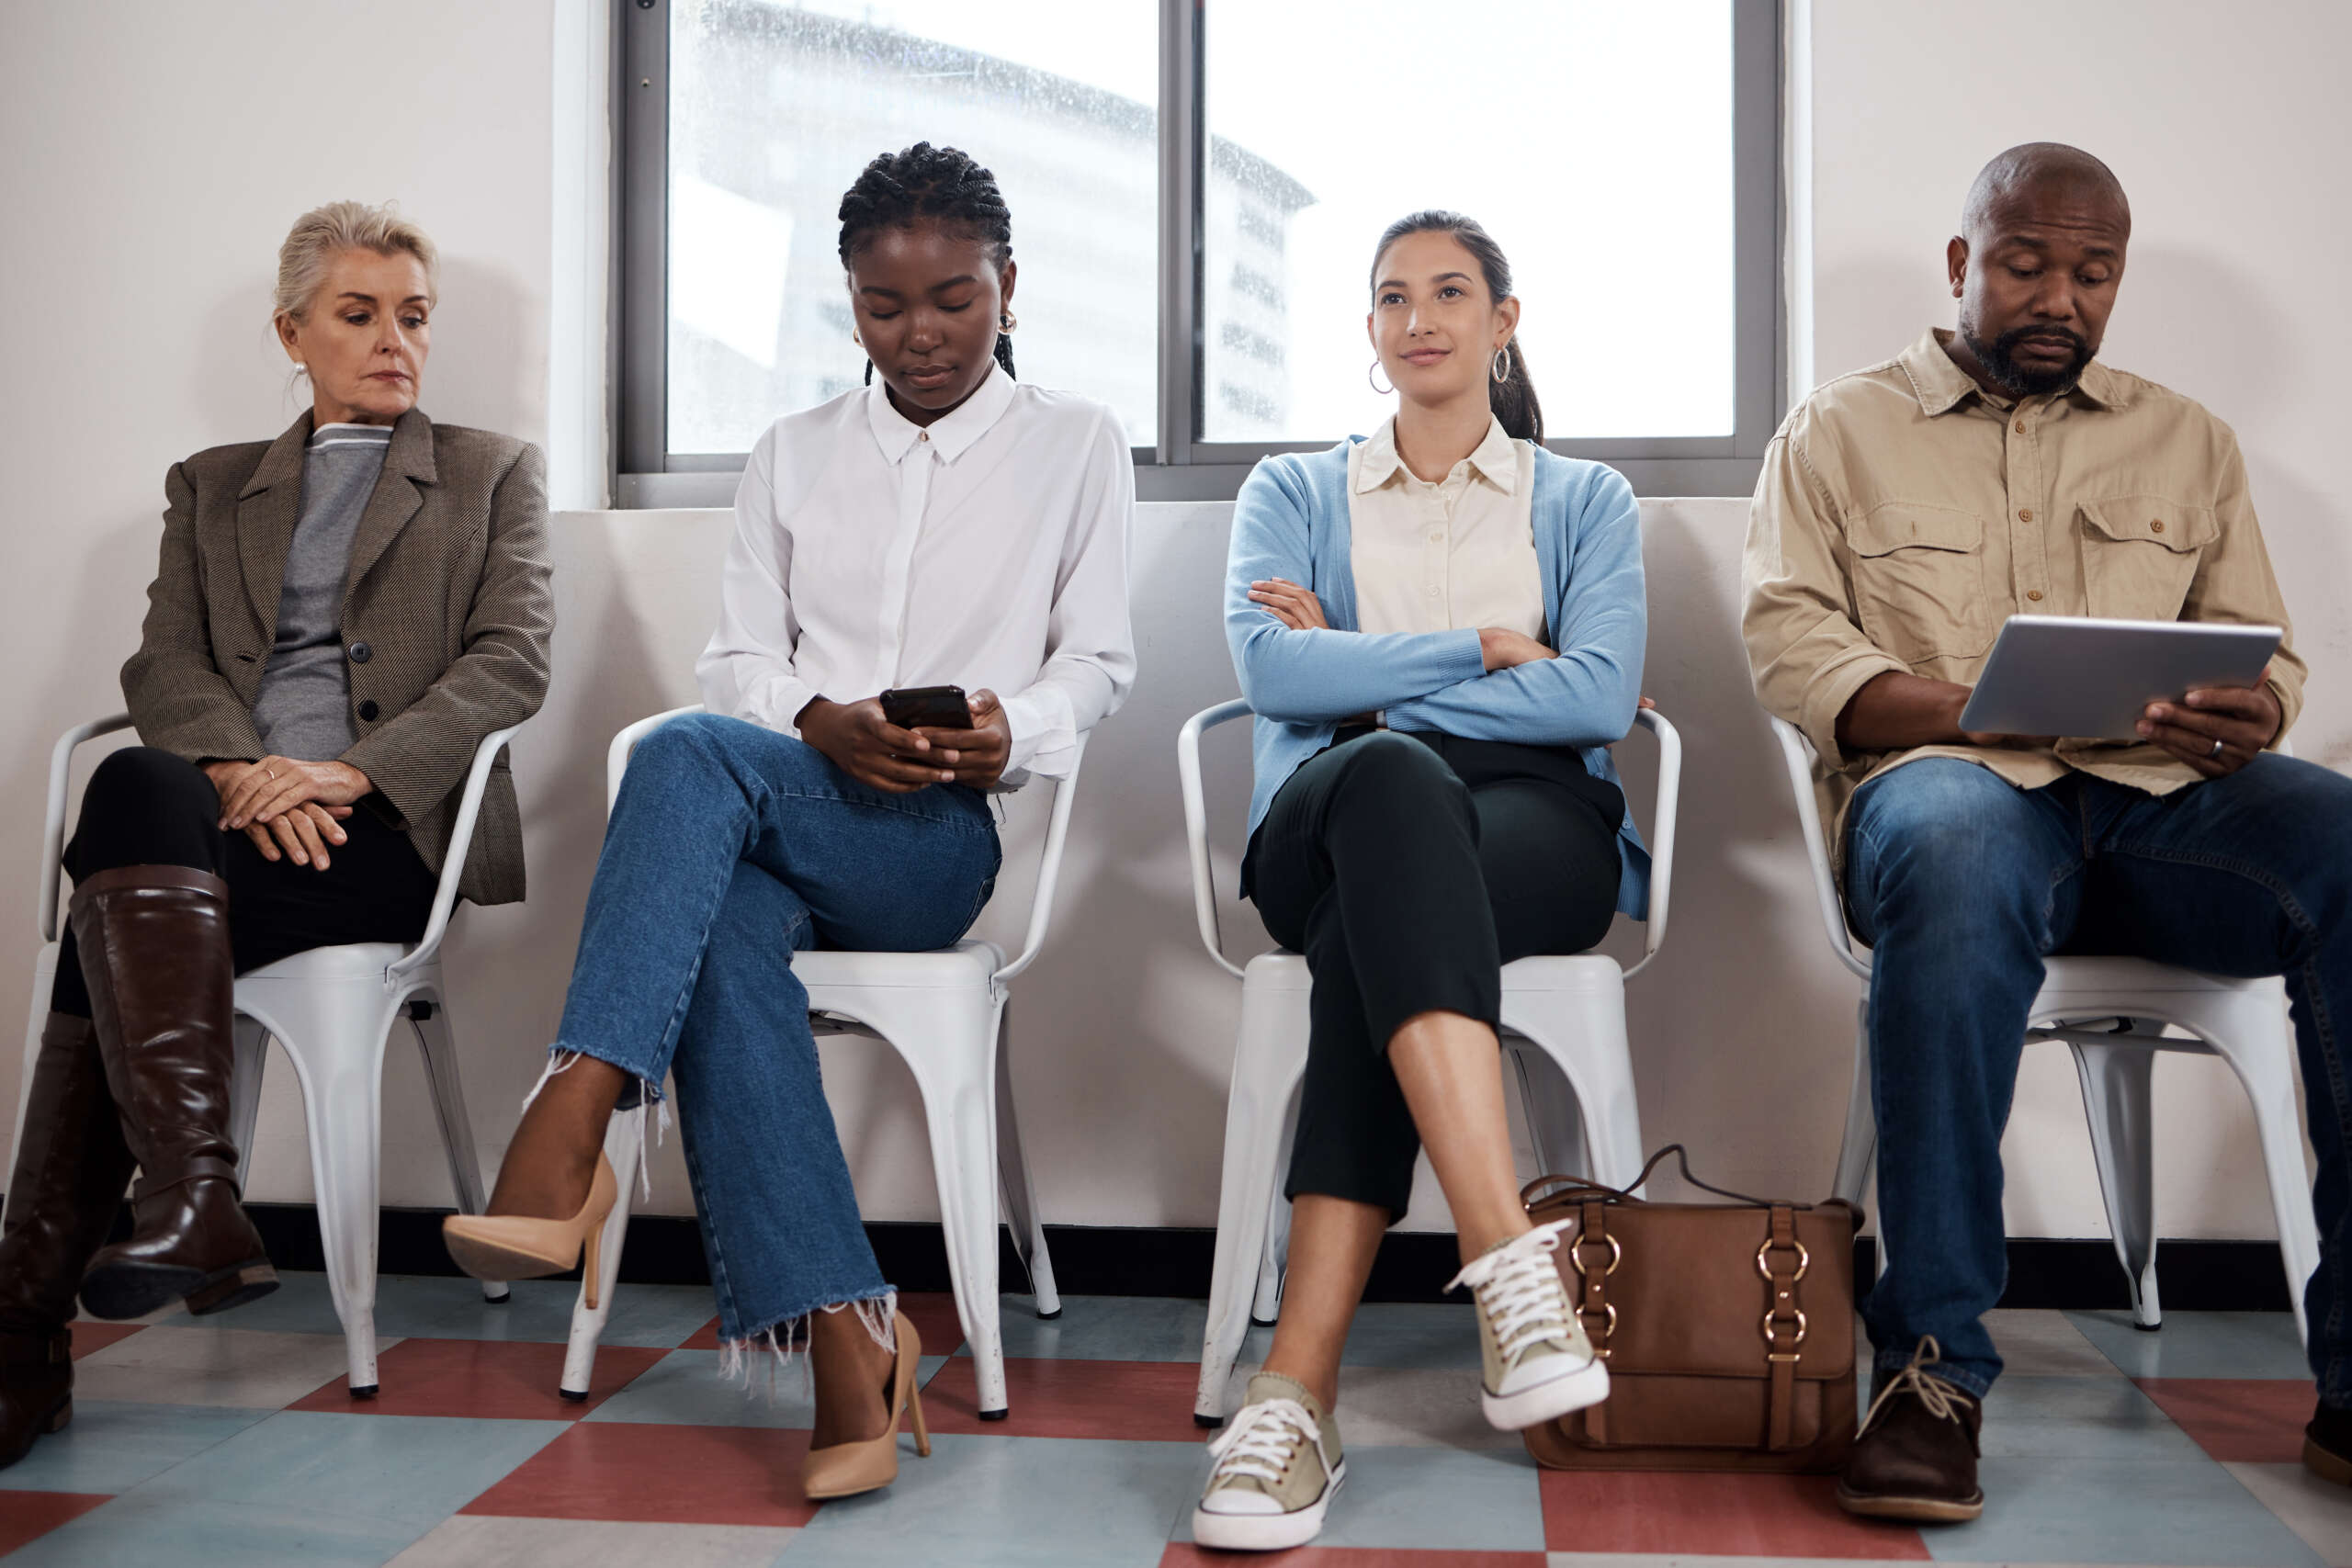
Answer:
[{"left": 230, "top": 1204, "right": 2299, "bottom": 1313}]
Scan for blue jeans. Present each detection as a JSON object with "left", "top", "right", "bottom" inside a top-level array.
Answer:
[
  {"left": 553, "top": 713, "right": 1001, "bottom": 1345},
  {"left": 1844, "top": 754, "right": 2352, "bottom": 1402}
]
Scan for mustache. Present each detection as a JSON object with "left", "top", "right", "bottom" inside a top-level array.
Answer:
[{"left": 1994, "top": 324, "right": 2089, "bottom": 355}]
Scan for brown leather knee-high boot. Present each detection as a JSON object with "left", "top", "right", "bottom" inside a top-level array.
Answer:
[
  {"left": 69, "top": 865, "right": 277, "bottom": 1321},
  {"left": 0, "top": 1012, "right": 138, "bottom": 1467}
]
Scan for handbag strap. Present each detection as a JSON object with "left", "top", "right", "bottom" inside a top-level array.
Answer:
[
  {"left": 1762, "top": 1203, "right": 1807, "bottom": 1450},
  {"left": 1522, "top": 1143, "right": 1782, "bottom": 1211},
  {"left": 1572, "top": 1197, "right": 1612, "bottom": 1447}
]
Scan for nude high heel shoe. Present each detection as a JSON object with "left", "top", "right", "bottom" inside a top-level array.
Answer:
[
  {"left": 441, "top": 1156, "right": 618, "bottom": 1307},
  {"left": 802, "top": 1310, "right": 932, "bottom": 1502}
]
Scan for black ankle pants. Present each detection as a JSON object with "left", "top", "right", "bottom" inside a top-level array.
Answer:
[
  {"left": 1245, "top": 728, "right": 1625, "bottom": 1220},
  {"left": 51, "top": 748, "right": 437, "bottom": 1017}
]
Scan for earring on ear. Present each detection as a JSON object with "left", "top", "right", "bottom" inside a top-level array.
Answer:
[
  {"left": 292, "top": 362, "right": 309, "bottom": 377},
  {"left": 1491, "top": 344, "right": 1511, "bottom": 383},
  {"left": 1367, "top": 358, "right": 1395, "bottom": 396},
  {"left": 1000, "top": 310, "right": 1018, "bottom": 333}
]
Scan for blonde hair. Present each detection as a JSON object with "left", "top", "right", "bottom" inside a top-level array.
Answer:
[{"left": 272, "top": 200, "right": 439, "bottom": 327}]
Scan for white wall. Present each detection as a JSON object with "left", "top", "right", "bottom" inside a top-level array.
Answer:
[{"left": 2, "top": 1, "right": 2346, "bottom": 1250}]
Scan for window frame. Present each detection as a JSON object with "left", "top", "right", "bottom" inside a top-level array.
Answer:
[{"left": 615, "top": 0, "right": 1782, "bottom": 506}]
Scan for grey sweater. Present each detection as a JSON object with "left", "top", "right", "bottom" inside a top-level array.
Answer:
[{"left": 251, "top": 422, "right": 390, "bottom": 760}]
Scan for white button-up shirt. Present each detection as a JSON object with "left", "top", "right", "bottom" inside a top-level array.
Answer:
[
  {"left": 697, "top": 367, "right": 1136, "bottom": 784},
  {"left": 1347, "top": 414, "right": 1545, "bottom": 641}
]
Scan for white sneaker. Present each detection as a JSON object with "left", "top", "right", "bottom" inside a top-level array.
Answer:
[
  {"left": 1447, "top": 1219, "right": 1611, "bottom": 1430},
  {"left": 1193, "top": 1371, "right": 1346, "bottom": 1552}
]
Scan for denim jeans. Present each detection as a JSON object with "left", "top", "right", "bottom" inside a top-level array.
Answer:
[
  {"left": 553, "top": 713, "right": 1001, "bottom": 1346},
  {"left": 1844, "top": 753, "right": 2352, "bottom": 1402}
]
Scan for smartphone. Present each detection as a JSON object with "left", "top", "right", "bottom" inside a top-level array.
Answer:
[{"left": 880, "top": 684, "right": 972, "bottom": 731}]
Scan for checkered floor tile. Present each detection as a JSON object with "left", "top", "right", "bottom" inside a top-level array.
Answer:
[{"left": 0, "top": 1276, "right": 2335, "bottom": 1565}]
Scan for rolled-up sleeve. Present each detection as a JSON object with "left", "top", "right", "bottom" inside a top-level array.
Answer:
[
  {"left": 1740, "top": 421, "right": 1905, "bottom": 771},
  {"left": 998, "top": 406, "right": 1136, "bottom": 783},
  {"left": 696, "top": 429, "right": 821, "bottom": 737}
]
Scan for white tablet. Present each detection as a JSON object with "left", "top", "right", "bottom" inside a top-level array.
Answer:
[{"left": 1958, "top": 615, "right": 2280, "bottom": 740}]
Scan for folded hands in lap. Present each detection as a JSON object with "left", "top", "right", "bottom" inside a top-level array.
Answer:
[{"left": 202, "top": 757, "right": 371, "bottom": 871}]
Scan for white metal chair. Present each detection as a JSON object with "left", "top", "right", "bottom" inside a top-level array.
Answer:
[
  {"left": 1769, "top": 716, "right": 2318, "bottom": 1341},
  {"left": 558, "top": 705, "right": 1077, "bottom": 1416},
  {"left": 17, "top": 713, "right": 519, "bottom": 1395},
  {"left": 1183, "top": 703, "right": 1682, "bottom": 1423}
]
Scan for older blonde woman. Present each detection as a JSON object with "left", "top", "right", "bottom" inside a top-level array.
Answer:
[{"left": 0, "top": 202, "right": 553, "bottom": 1467}]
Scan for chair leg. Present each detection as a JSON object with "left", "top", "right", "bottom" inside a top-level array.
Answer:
[
  {"left": 1199, "top": 979, "right": 1311, "bottom": 1424},
  {"left": 268, "top": 994, "right": 394, "bottom": 1396},
  {"left": 913, "top": 1032, "right": 1009, "bottom": 1418},
  {"left": 992, "top": 1002, "right": 1060, "bottom": 1319},
  {"left": 408, "top": 994, "right": 506, "bottom": 1303},
  {"left": 2073, "top": 1032, "right": 2162, "bottom": 1330},
  {"left": 1508, "top": 1043, "right": 1589, "bottom": 1184},
  {"left": 1833, "top": 998, "right": 1876, "bottom": 1208},
  {"left": 561, "top": 1106, "right": 643, "bottom": 1400},
  {"left": 2202, "top": 989, "right": 2319, "bottom": 1348},
  {"left": 227, "top": 1017, "right": 269, "bottom": 1171},
  {"left": 1250, "top": 1091, "right": 1298, "bottom": 1326}
]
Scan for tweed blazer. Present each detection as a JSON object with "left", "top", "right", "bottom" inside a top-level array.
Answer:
[{"left": 122, "top": 408, "right": 554, "bottom": 906}]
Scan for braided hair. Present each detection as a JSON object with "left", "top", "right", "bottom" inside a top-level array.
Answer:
[
  {"left": 837, "top": 142, "right": 1016, "bottom": 385},
  {"left": 1370, "top": 210, "right": 1543, "bottom": 443}
]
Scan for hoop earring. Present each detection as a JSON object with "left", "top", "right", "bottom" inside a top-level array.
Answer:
[
  {"left": 1000, "top": 310, "right": 1018, "bottom": 333},
  {"left": 1492, "top": 345, "right": 1511, "bottom": 383},
  {"left": 1367, "top": 358, "right": 1394, "bottom": 396}
]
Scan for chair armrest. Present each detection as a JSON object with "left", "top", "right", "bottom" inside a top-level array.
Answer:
[
  {"left": 388, "top": 722, "right": 526, "bottom": 981},
  {"left": 37, "top": 713, "right": 136, "bottom": 943},
  {"left": 607, "top": 705, "right": 707, "bottom": 818},
  {"left": 1768, "top": 716, "right": 1871, "bottom": 980},
  {"left": 992, "top": 732, "right": 1090, "bottom": 989},
  {"left": 1177, "top": 700, "right": 1254, "bottom": 981},
  {"left": 1619, "top": 706, "right": 1681, "bottom": 983}
]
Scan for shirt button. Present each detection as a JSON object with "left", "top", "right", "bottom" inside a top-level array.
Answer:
[
  {"left": 356, "top": 699, "right": 380, "bottom": 722},
  {"left": 1429, "top": 530, "right": 1444, "bottom": 542},
  {"left": 2018, "top": 509, "right": 2034, "bottom": 523},
  {"left": 2151, "top": 519, "right": 2165, "bottom": 534},
  {"left": 1425, "top": 584, "right": 1441, "bottom": 598},
  {"left": 347, "top": 641, "right": 372, "bottom": 664},
  {"left": 2015, "top": 421, "right": 2027, "bottom": 434},
  {"left": 2027, "top": 590, "right": 2044, "bottom": 602}
]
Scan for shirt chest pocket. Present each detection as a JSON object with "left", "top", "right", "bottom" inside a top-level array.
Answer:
[
  {"left": 1845, "top": 504, "right": 1996, "bottom": 667},
  {"left": 2078, "top": 498, "right": 2217, "bottom": 620}
]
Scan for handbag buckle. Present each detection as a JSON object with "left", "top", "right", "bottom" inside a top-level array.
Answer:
[
  {"left": 1570, "top": 1234, "right": 1623, "bottom": 1278},
  {"left": 1761, "top": 1306, "right": 1808, "bottom": 1348},
  {"left": 1579, "top": 1300, "right": 1619, "bottom": 1357},
  {"left": 1755, "top": 1236, "right": 1810, "bottom": 1283}
]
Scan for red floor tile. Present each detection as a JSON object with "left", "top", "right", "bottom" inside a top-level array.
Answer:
[
  {"left": 1163, "top": 1548, "right": 1545, "bottom": 1567},
  {"left": 463, "top": 1420, "right": 819, "bottom": 1526},
  {"left": 0, "top": 1492, "right": 110, "bottom": 1554},
  {"left": 922, "top": 1355, "right": 1204, "bottom": 1440},
  {"left": 1539, "top": 1471, "right": 1930, "bottom": 1559},
  {"left": 287, "top": 1337, "right": 667, "bottom": 1419},
  {"left": 2136, "top": 1377, "right": 2312, "bottom": 1462},
  {"left": 66, "top": 1323, "right": 144, "bottom": 1359},
  {"left": 679, "top": 1290, "right": 966, "bottom": 1356}
]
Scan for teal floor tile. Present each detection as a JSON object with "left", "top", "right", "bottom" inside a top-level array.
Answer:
[
  {"left": 1336, "top": 1302, "right": 1484, "bottom": 1370},
  {"left": 1976, "top": 1374, "right": 2206, "bottom": 1460},
  {"left": 586, "top": 1348, "right": 949, "bottom": 1427},
  {"left": 184, "top": 1271, "right": 717, "bottom": 1348},
  {"left": 780, "top": 1434, "right": 1202, "bottom": 1568},
  {"left": 0, "top": 1400, "right": 271, "bottom": 1495},
  {"left": 1923, "top": 1455, "right": 2324, "bottom": 1565},
  {"left": 974, "top": 1294, "right": 1272, "bottom": 1365},
  {"left": 2066, "top": 1309, "right": 2312, "bottom": 1381}
]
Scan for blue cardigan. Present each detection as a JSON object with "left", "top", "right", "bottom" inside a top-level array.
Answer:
[{"left": 1225, "top": 438, "right": 1652, "bottom": 919}]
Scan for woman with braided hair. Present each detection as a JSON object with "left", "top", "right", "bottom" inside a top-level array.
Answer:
[{"left": 447, "top": 143, "right": 1134, "bottom": 1500}]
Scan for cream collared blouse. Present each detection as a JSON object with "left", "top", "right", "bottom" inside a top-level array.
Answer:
[{"left": 1347, "top": 414, "right": 1546, "bottom": 643}]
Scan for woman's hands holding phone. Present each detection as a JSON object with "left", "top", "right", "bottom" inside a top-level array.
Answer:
[{"left": 798, "top": 690, "right": 1012, "bottom": 793}]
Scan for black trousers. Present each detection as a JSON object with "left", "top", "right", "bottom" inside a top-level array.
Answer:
[
  {"left": 51, "top": 748, "right": 438, "bottom": 1018},
  {"left": 1246, "top": 728, "right": 1625, "bottom": 1219}
]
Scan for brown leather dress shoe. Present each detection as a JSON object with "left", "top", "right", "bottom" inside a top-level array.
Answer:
[
  {"left": 0, "top": 1012, "right": 138, "bottom": 1467},
  {"left": 2304, "top": 1402, "right": 2352, "bottom": 1486},
  {"left": 69, "top": 866, "right": 277, "bottom": 1322},
  {"left": 1837, "top": 1337, "right": 1984, "bottom": 1523}
]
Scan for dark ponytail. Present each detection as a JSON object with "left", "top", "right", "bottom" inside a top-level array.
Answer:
[
  {"left": 1369, "top": 209, "right": 1543, "bottom": 443},
  {"left": 836, "top": 141, "right": 1017, "bottom": 385}
]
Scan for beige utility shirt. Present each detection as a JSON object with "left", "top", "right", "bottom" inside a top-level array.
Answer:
[{"left": 1742, "top": 328, "right": 2304, "bottom": 853}]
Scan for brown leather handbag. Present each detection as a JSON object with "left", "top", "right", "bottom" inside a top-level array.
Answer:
[{"left": 1520, "top": 1145, "right": 1863, "bottom": 1473}]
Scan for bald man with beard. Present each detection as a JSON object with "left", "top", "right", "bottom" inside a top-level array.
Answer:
[{"left": 1744, "top": 142, "right": 2352, "bottom": 1521}]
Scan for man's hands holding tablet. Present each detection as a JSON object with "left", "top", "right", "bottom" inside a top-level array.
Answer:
[{"left": 2138, "top": 665, "right": 2280, "bottom": 777}]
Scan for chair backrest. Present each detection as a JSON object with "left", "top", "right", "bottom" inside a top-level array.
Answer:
[
  {"left": 607, "top": 705, "right": 1089, "bottom": 990},
  {"left": 1176, "top": 703, "right": 1683, "bottom": 981},
  {"left": 1767, "top": 717, "right": 1872, "bottom": 981}
]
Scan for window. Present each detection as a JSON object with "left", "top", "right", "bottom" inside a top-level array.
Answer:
[{"left": 618, "top": 0, "right": 1780, "bottom": 504}]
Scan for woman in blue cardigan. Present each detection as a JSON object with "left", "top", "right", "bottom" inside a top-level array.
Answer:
[{"left": 1194, "top": 212, "right": 1648, "bottom": 1552}]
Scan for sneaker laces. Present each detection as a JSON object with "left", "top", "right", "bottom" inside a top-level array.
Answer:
[
  {"left": 1205, "top": 1396, "right": 1329, "bottom": 1490},
  {"left": 1860, "top": 1336, "right": 1970, "bottom": 1436},
  {"left": 1445, "top": 1219, "right": 1578, "bottom": 1367}
]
